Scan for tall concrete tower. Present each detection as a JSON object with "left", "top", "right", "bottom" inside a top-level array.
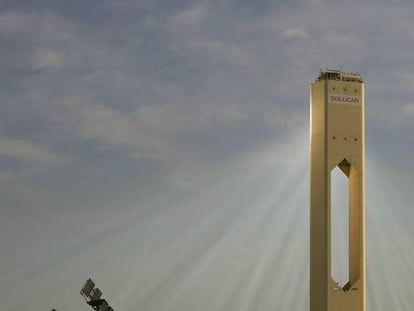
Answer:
[{"left": 310, "top": 69, "right": 365, "bottom": 311}]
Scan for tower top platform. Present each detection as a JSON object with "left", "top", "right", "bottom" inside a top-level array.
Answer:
[{"left": 316, "top": 68, "right": 363, "bottom": 82}]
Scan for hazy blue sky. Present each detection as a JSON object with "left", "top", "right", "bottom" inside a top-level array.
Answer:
[{"left": 1, "top": 0, "right": 414, "bottom": 310}]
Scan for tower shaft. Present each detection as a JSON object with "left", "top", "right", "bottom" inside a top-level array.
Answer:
[{"left": 310, "top": 69, "right": 365, "bottom": 311}]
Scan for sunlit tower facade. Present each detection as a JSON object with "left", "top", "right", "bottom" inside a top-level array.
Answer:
[{"left": 310, "top": 69, "right": 365, "bottom": 311}]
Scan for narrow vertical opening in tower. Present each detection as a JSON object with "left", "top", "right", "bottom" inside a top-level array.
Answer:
[{"left": 331, "top": 163, "right": 349, "bottom": 288}]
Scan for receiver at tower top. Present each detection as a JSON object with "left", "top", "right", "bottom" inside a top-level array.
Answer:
[{"left": 316, "top": 68, "right": 363, "bottom": 82}]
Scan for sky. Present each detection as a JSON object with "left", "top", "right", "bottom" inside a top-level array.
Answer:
[{"left": 1, "top": 0, "right": 414, "bottom": 310}]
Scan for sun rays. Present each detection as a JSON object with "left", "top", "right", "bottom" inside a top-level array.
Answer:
[{"left": 2, "top": 131, "right": 412, "bottom": 311}]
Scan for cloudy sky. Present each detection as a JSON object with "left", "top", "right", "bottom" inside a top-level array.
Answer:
[{"left": 1, "top": 0, "right": 414, "bottom": 310}]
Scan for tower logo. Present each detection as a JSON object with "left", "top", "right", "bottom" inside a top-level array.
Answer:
[{"left": 329, "top": 94, "right": 361, "bottom": 105}]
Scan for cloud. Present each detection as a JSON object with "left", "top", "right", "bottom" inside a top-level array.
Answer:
[
  {"left": 399, "top": 72, "right": 414, "bottom": 92},
  {"left": 282, "top": 28, "right": 309, "bottom": 41},
  {"left": 55, "top": 97, "right": 182, "bottom": 162},
  {"left": 32, "top": 48, "right": 66, "bottom": 70},
  {"left": 2, "top": 1, "right": 413, "bottom": 173},
  {"left": 172, "top": 3, "right": 208, "bottom": 27},
  {"left": 404, "top": 103, "right": 414, "bottom": 116},
  {"left": 0, "top": 11, "right": 35, "bottom": 34},
  {"left": 0, "top": 138, "right": 66, "bottom": 166}
]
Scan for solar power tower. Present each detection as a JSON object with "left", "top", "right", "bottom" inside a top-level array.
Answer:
[{"left": 310, "top": 69, "right": 366, "bottom": 311}]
